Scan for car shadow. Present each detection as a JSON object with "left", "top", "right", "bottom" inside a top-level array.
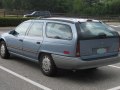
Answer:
[
  {"left": 57, "top": 69, "right": 113, "bottom": 84},
  {"left": 10, "top": 55, "right": 40, "bottom": 70},
  {"left": 10, "top": 56, "right": 118, "bottom": 85}
]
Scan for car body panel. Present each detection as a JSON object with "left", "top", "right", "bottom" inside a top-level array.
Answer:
[
  {"left": 52, "top": 54, "right": 120, "bottom": 69},
  {"left": 2, "top": 33, "right": 24, "bottom": 55},
  {"left": 80, "top": 38, "right": 119, "bottom": 60},
  {"left": 22, "top": 36, "right": 43, "bottom": 60}
]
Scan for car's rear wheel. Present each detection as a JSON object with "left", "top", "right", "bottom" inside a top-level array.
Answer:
[
  {"left": 40, "top": 54, "right": 57, "bottom": 76},
  {"left": 0, "top": 41, "right": 10, "bottom": 59}
]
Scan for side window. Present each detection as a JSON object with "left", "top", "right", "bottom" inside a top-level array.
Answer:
[
  {"left": 15, "top": 22, "right": 31, "bottom": 35},
  {"left": 46, "top": 22, "right": 72, "bottom": 40},
  {"left": 27, "top": 22, "right": 43, "bottom": 37}
]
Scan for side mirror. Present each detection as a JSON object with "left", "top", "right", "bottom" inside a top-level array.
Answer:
[{"left": 9, "top": 30, "right": 19, "bottom": 36}]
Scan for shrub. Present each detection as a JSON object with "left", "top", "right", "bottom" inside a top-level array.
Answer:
[{"left": 0, "top": 17, "right": 32, "bottom": 27}]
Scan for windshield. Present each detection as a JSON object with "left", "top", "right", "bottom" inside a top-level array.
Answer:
[{"left": 79, "top": 22, "right": 118, "bottom": 39}]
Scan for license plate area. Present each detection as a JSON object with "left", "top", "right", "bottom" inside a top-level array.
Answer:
[{"left": 96, "top": 48, "right": 107, "bottom": 54}]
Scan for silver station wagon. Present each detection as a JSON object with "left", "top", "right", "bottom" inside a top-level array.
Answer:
[{"left": 0, "top": 17, "right": 120, "bottom": 76}]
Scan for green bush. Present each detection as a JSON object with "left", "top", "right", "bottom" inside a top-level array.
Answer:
[{"left": 0, "top": 17, "right": 32, "bottom": 27}]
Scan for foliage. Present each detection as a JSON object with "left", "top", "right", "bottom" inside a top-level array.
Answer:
[
  {"left": 0, "top": 17, "right": 31, "bottom": 26},
  {"left": 0, "top": 0, "right": 120, "bottom": 15}
]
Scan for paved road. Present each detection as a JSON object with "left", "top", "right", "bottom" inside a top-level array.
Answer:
[{"left": 0, "top": 23, "right": 120, "bottom": 90}]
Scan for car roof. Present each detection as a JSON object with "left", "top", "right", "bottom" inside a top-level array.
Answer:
[{"left": 39, "top": 17, "right": 100, "bottom": 24}]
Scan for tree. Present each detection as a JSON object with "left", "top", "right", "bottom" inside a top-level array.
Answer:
[
  {"left": 0, "top": 0, "right": 2, "bottom": 8},
  {"left": 72, "top": 0, "right": 85, "bottom": 14},
  {"left": 2, "top": 0, "right": 13, "bottom": 10},
  {"left": 84, "top": 0, "right": 100, "bottom": 6},
  {"left": 0, "top": 0, "right": 120, "bottom": 15}
]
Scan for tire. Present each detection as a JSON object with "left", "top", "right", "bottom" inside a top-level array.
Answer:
[
  {"left": 0, "top": 41, "right": 10, "bottom": 59},
  {"left": 40, "top": 54, "right": 57, "bottom": 76}
]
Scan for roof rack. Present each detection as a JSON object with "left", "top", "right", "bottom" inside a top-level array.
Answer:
[{"left": 35, "top": 17, "right": 75, "bottom": 24}]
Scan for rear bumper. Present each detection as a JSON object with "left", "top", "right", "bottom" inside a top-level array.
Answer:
[{"left": 52, "top": 54, "right": 120, "bottom": 69}]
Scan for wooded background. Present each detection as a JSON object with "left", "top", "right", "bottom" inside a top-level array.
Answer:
[{"left": 0, "top": 0, "right": 120, "bottom": 16}]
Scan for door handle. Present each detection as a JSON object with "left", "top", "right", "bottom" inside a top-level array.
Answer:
[
  {"left": 36, "top": 42, "right": 40, "bottom": 44},
  {"left": 19, "top": 39, "right": 23, "bottom": 42}
]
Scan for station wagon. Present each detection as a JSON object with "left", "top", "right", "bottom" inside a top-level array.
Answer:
[{"left": 0, "top": 17, "right": 120, "bottom": 76}]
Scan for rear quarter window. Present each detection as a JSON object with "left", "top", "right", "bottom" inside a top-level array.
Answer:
[{"left": 46, "top": 22, "right": 73, "bottom": 40}]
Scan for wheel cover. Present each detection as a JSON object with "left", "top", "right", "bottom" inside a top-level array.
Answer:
[
  {"left": 0, "top": 44, "right": 5, "bottom": 56},
  {"left": 42, "top": 56, "right": 51, "bottom": 73}
]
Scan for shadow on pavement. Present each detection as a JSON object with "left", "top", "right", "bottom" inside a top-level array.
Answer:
[{"left": 9, "top": 55, "right": 118, "bottom": 85}]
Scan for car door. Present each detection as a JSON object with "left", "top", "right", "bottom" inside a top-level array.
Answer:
[
  {"left": 22, "top": 21, "right": 44, "bottom": 60},
  {"left": 6, "top": 21, "right": 31, "bottom": 55}
]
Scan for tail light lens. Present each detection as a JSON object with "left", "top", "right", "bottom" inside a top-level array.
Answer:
[{"left": 76, "top": 42, "right": 80, "bottom": 57}]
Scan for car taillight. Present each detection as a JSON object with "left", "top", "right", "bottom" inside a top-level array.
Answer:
[{"left": 76, "top": 42, "right": 80, "bottom": 57}]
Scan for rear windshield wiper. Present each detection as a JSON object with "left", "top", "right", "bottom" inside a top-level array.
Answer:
[{"left": 97, "top": 33, "right": 107, "bottom": 38}]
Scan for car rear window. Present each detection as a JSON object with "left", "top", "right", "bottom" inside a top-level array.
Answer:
[{"left": 79, "top": 22, "right": 118, "bottom": 39}]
